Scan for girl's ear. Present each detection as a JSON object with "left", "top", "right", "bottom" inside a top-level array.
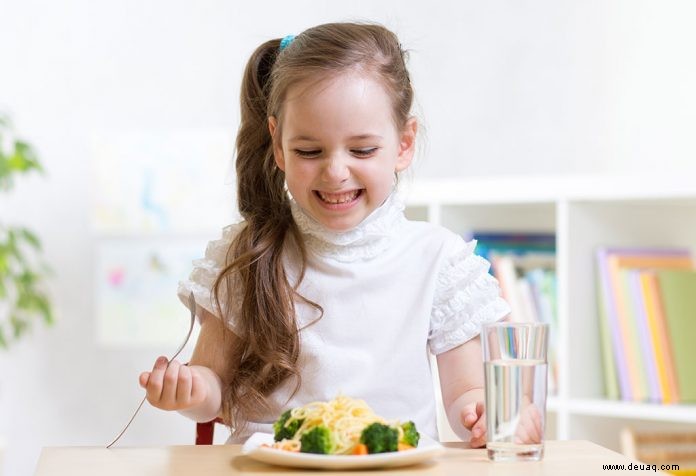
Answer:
[
  {"left": 395, "top": 116, "right": 418, "bottom": 172},
  {"left": 268, "top": 116, "right": 285, "bottom": 171}
]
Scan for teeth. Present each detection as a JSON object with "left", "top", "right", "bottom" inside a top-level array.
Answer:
[{"left": 317, "top": 190, "right": 360, "bottom": 204}]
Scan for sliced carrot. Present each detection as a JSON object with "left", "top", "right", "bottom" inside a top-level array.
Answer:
[
  {"left": 398, "top": 443, "right": 414, "bottom": 451},
  {"left": 353, "top": 444, "right": 369, "bottom": 455}
]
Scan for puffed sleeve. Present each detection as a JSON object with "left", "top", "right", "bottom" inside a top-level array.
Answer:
[
  {"left": 428, "top": 237, "right": 511, "bottom": 355},
  {"left": 177, "top": 222, "right": 244, "bottom": 331}
]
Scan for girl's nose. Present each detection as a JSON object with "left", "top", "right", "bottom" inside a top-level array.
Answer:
[{"left": 321, "top": 155, "right": 350, "bottom": 183}]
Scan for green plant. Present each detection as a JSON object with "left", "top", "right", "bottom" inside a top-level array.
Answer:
[{"left": 0, "top": 113, "right": 53, "bottom": 348}]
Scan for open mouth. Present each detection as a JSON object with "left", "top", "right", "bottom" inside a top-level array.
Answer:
[{"left": 314, "top": 189, "right": 364, "bottom": 205}]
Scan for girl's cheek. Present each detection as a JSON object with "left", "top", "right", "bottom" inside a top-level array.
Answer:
[{"left": 296, "top": 160, "right": 320, "bottom": 174}]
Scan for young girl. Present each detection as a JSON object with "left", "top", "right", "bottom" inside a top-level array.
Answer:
[{"left": 139, "top": 21, "right": 513, "bottom": 448}]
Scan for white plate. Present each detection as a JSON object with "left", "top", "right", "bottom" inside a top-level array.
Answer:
[{"left": 241, "top": 432, "right": 445, "bottom": 470}]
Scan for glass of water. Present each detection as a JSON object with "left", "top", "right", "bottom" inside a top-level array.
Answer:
[{"left": 482, "top": 321, "right": 549, "bottom": 462}]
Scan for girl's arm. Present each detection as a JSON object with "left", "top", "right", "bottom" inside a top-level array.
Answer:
[
  {"left": 139, "top": 307, "right": 234, "bottom": 423},
  {"left": 436, "top": 335, "right": 487, "bottom": 447},
  {"left": 177, "top": 307, "right": 232, "bottom": 421}
]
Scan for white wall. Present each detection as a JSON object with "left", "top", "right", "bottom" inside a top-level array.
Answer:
[{"left": 2, "top": 1, "right": 696, "bottom": 474}]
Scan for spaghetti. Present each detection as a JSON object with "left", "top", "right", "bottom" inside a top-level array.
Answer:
[{"left": 272, "top": 395, "right": 413, "bottom": 455}]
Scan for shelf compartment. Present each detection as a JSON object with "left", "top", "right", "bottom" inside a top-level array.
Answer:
[
  {"left": 404, "top": 204, "right": 429, "bottom": 222},
  {"left": 439, "top": 203, "right": 556, "bottom": 236},
  {"left": 565, "top": 198, "right": 696, "bottom": 400}
]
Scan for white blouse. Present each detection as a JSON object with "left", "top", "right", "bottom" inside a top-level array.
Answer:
[{"left": 177, "top": 191, "right": 510, "bottom": 442}]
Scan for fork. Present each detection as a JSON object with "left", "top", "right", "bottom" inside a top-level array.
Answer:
[{"left": 106, "top": 292, "right": 197, "bottom": 448}]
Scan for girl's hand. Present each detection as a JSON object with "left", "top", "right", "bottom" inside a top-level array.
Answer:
[
  {"left": 139, "top": 356, "right": 208, "bottom": 411},
  {"left": 462, "top": 396, "right": 543, "bottom": 448},
  {"left": 461, "top": 401, "right": 487, "bottom": 448},
  {"left": 513, "top": 396, "right": 543, "bottom": 444}
]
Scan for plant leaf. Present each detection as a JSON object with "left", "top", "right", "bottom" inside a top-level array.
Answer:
[
  {"left": 34, "top": 293, "right": 53, "bottom": 324},
  {"left": 0, "top": 114, "right": 53, "bottom": 349},
  {"left": 10, "top": 314, "right": 29, "bottom": 338},
  {"left": 18, "top": 227, "right": 42, "bottom": 250},
  {"left": 17, "top": 270, "right": 37, "bottom": 288},
  {"left": 0, "top": 250, "right": 8, "bottom": 274},
  {"left": 10, "top": 141, "right": 43, "bottom": 173}
]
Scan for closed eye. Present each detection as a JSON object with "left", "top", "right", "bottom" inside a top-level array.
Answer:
[
  {"left": 293, "top": 148, "right": 379, "bottom": 158},
  {"left": 294, "top": 149, "right": 321, "bottom": 158},
  {"left": 352, "top": 148, "right": 378, "bottom": 157}
]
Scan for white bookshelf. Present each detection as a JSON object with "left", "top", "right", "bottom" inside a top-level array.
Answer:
[{"left": 405, "top": 175, "right": 696, "bottom": 452}]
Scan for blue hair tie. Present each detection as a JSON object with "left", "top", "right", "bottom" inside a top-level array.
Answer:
[{"left": 280, "top": 34, "right": 296, "bottom": 51}]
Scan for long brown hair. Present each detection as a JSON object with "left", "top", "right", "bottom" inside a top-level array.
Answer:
[{"left": 213, "top": 21, "right": 414, "bottom": 433}]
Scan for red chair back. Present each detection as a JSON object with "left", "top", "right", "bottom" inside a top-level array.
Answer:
[{"left": 196, "top": 417, "right": 224, "bottom": 445}]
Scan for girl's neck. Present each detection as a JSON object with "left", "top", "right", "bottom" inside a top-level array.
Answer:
[{"left": 289, "top": 190, "right": 407, "bottom": 262}]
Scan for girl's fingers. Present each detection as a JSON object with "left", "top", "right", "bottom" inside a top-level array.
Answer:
[
  {"left": 160, "top": 360, "right": 181, "bottom": 406},
  {"left": 461, "top": 401, "right": 485, "bottom": 430},
  {"left": 514, "top": 405, "right": 541, "bottom": 444},
  {"left": 470, "top": 428, "right": 487, "bottom": 448},
  {"left": 471, "top": 414, "right": 486, "bottom": 437},
  {"left": 190, "top": 368, "right": 207, "bottom": 406},
  {"left": 534, "top": 406, "right": 543, "bottom": 438},
  {"left": 462, "top": 401, "right": 487, "bottom": 448},
  {"left": 514, "top": 422, "right": 531, "bottom": 445},
  {"left": 463, "top": 414, "right": 476, "bottom": 428},
  {"left": 525, "top": 405, "right": 543, "bottom": 443},
  {"left": 470, "top": 413, "right": 487, "bottom": 448},
  {"left": 461, "top": 405, "right": 477, "bottom": 430},
  {"left": 146, "top": 356, "right": 169, "bottom": 403},
  {"left": 143, "top": 358, "right": 200, "bottom": 410},
  {"left": 175, "top": 365, "right": 193, "bottom": 404},
  {"left": 139, "top": 372, "right": 150, "bottom": 388}
]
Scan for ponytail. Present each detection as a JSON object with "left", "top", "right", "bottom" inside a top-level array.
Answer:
[{"left": 213, "top": 39, "right": 317, "bottom": 432}]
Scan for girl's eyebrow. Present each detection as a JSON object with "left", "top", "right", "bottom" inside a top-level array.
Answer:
[{"left": 289, "top": 133, "right": 384, "bottom": 141}]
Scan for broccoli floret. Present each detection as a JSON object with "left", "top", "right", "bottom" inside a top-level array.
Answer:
[
  {"left": 360, "top": 422, "right": 399, "bottom": 454},
  {"left": 400, "top": 421, "right": 420, "bottom": 447},
  {"left": 300, "top": 425, "right": 334, "bottom": 454},
  {"left": 273, "top": 410, "right": 304, "bottom": 442}
]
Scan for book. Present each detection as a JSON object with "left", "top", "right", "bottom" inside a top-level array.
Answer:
[
  {"left": 468, "top": 231, "right": 556, "bottom": 245},
  {"left": 490, "top": 251, "right": 555, "bottom": 323},
  {"left": 470, "top": 231, "right": 555, "bottom": 270},
  {"left": 490, "top": 254, "right": 527, "bottom": 322},
  {"left": 610, "top": 259, "right": 648, "bottom": 401},
  {"left": 527, "top": 268, "right": 559, "bottom": 395},
  {"left": 596, "top": 268, "right": 619, "bottom": 399},
  {"left": 625, "top": 269, "right": 661, "bottom": 402},
  {"left": 639, "top": 271, "right": 680, "bottom": 403},
  {"left": 595, "top": 248, "right": 692, "bottom": 401},
  {"left": 656, "top": 269, "right": 696, "bottom": 402}
]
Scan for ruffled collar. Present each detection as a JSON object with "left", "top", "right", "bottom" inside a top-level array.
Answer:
[{"left": 290, "top": 190, "right": 407, "bottom": 262}]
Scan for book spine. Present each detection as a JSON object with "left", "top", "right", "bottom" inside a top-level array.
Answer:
[
  {"left": 639, "top": 271, "right": 676, "bottom": 403},
  {"left": 627, "top": 270, "right": 661, "bottom": 402},
  {"left": 615, "top": 267, "right": 647, "bottom": 401},
  {"left": 596, "top": 270, "right": 620, "bottom": 400},
  {"left": 597, "top": 249, "right": 633, "bottom": 400}
]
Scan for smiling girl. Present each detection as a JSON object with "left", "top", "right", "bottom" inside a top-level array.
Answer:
[{"left": 139, "top": 21, "right": 511, "bottom": 448}]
